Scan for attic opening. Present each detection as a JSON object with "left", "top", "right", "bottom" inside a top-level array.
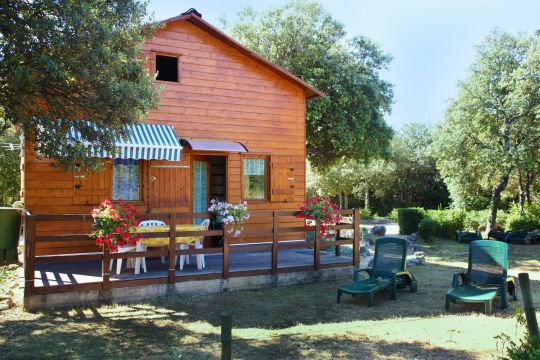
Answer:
[{"left": 156, "top": 55, "right": 178, "bottom": 82}]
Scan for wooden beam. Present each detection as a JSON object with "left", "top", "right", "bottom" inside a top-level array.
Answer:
[
  {"left": 353, "top": 208, "right": 360, "bottom": 268},
  {"left": 314, "top": 223, "right": 320, "bottom": 271},
  {"left": 223, "top": 233, "right": 229, "bottom": 279},
  {"left": 168, "top": 213, "right": 176, "bottom": 284},
  {"left": 24, "top": 215, "right": 36, "bottom": 298},
  {"left": 272, "top": 211, "right": 278, "bottom": 275}
]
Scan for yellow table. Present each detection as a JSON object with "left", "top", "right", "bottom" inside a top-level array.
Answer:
[
  {"left": 133, "top": 224, "right": 206, "bottom": 246},
  {"left": 133, "top": 224, "right": 206, "bottom": 274}
]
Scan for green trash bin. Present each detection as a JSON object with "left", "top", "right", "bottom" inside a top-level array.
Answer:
[{"left": 0, "top": 207, "right": 22, "bottom": 263}]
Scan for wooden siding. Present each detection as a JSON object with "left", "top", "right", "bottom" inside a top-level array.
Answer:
[{"left": 24, "top": 19, "right": 308, "bottom": 254}]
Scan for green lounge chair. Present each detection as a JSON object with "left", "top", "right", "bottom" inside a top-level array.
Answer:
[
  {"left": 337, "top": 237, "right": 417, "bottom": 306},
  {"left": 445, "top": 240, "right": 517, "bottom": 314}
]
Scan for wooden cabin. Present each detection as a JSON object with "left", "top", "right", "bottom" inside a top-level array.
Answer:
[{"left": 22, "top": 9, "right": 324, "bottom": 256}]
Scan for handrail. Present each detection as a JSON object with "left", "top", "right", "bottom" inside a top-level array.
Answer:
[{"left": 23, "top": 208, "right": 361, "bottom": 302}]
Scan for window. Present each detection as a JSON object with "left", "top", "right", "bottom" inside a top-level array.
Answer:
[
  {"left": 243, "top": 158, "right": 267, "bottom": 200},
  {"left": 156, "top": 55, "right": 178, "bottom": 82},
  {"left": 112, "top": 159, "right": 141, "bottom": 201}
]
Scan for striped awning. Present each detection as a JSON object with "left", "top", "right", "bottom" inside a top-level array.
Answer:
[{"left": 70, "top": 123, "right": 182, "bottom": 161}]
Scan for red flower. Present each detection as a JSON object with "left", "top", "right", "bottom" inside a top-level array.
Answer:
[{"left": 113, "top": 227, "right": 122, "bottom": 234}]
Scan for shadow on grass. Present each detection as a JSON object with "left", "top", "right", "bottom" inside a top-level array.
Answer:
[
  {"left": 0, "top": 307, "right": 478, "bottom": 360},
  {"left": 2, "top": 239, "right": 538, "bottom": 359}
]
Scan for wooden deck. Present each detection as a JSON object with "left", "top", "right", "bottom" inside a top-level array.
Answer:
[
  {"left": 34, "top": 245, "right": 353, "bottom": 287},
  {"left": 23, "top": 209, "right": 360, "bottom": 308}
]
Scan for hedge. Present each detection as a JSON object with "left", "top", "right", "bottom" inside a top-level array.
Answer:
[{"left": 397, "top": 208, "right": 426, "bottom": 235}]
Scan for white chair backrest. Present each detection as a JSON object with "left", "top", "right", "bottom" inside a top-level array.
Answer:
[
  {"left": 200, "top": 219, "right": 210, "bottom": 230},
  {"left": 139, "top": 220, "right": 166, "bottom": 227}
]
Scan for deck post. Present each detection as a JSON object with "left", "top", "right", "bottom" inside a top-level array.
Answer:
[
  {"left": 314, "top": 222, "right": 320, "bottom": 271},
  {"left": 102, "top": 245, "right": 110, "bottom": 290},
  {"left": 168, "top": 213, "right": 177, "bottom": 284},
  {"left": 223, "top": 231, "right": 230, "bottom": 279},
  {"left": 23, "top": 215, "right": 36, "bottom": 299},
  {"left": 353, "top": 208, "right": 360, "bottom": 268},
  {"left": 271, "top": 211, "right": 279, "bottom": 275},
  {"left": 335, "top": 211, "right": 342, "bottom": 256},
  {"left": 518, "top": 272, "right": 540, "bottom": 347},
  {"left": 221, "top": 311, "right": 232, "bottom": 360}
]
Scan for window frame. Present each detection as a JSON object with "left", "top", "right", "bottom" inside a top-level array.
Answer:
[
  {"left": 111, "top": 159, "right": 143, "bottom": 202},
  {"left": 241, "top": 155, "right": 269, "bottom": 202},
  {"left": 154, "top": 52, "right": 180, "bottom": 83}
]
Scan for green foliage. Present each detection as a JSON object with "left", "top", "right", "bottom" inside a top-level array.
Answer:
[
  {"left": 427, "top": 209, "right": 465, "bottom": 238},
  {"left": 417, "top": 218, "right": 436, "bottom": 243},
  {"left": 308, "top": 123, "right": 450, "bottom": 215},
  {"left": 505, "top": 204, "right": 540, "bottom": 231},
  {"left": 225, "top": 0, "right": 394, "bottom": 169},
  {"left": 462, "top": 209, "right": 508, "bottom": 230},
  {"left": 387, "top": 208, "right": 399, "bottom": 221},
  {"left": 397, "top": 208, "right": 427, "bottom": 235},
  {"left": 0, "top": 0, "right": 160, "bottom": 170},
  {"left": 0, "top": 129, "right": 21, "bottom": 206},
  {"left": 432, "top": 30, "right": 540, "bottom": 225},
  {"left": 496, "top": 307, "right": 540, "bottom": 360}
]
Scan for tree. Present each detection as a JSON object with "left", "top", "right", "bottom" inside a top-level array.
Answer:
[
  {"left": 0, "top": 127, "right": 21, "bottom": 205},
  {"left": 309, "top": 159, "right": 360, "bottom": 208},
  {"left": 0, "top": 0, "right": 160, "bottom": 170},
  {"left": 224, "top": 0, "right": 394, "bottom": 169},
  {"left": 433, "top": 30, "right": 540, "bottom": 228}
]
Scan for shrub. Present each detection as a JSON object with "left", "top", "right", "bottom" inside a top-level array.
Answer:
[
  {"left": 463, "top": 209, "right": 508, "bottom": 231},
  {"left": 398, "top": 208, "right": 426, "bottom": 235},
  {"left": 426, "top": 209, "right": 465, "bottom": 238},
  {"left": 418, "top": 218, "right": 436, "bottom": 242},
  {"left": 387, "top": 208, "right": 398, "bottom": 221},
  {"left": 505, "top": 203, "right": 540, "bottom": 231}
]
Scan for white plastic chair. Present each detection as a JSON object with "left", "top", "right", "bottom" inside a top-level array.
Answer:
[
  {"left": 138, "top": 219, "right": 167, "bottom": 272},
  {"left": 179, "top": 219, "right": 209, "bottom": 270}
]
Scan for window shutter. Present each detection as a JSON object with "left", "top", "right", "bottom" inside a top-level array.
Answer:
[
  {"left": 73, "top": 162, "right": 112, "bottom": 205},
  {"left": 270, "top": 156, "right": 295, "bottom": 202}
]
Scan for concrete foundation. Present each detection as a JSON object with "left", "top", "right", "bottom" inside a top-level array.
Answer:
[{"left": 24, "top": 266, "right": 352, "bottom": 310}]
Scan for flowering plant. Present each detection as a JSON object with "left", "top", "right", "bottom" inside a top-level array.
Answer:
[
  {"left": 208, "top": 199, "right": 250, "bottom": 238},
  {"left": 296, "top": 196, "right": 341, "bottom": 240},
  {"left": 91, "top": 199, "right": 141, "bottom": 252}
]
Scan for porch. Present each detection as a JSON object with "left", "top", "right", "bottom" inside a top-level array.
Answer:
[{"left": 23, "top": 209, "right": 360, "bottom": 309}]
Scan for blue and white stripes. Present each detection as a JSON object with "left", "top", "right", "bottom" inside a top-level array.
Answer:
[{"left": 70, "top": 123, "right": 182, "bottom": 161}]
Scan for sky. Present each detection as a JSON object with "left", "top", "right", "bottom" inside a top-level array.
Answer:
[{"left": 147, "top": 0, "right": 540, "bottom": 130}]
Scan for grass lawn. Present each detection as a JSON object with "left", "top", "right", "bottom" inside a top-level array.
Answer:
[{"left": 0, "top": 240, "right": 539, "bottom": 359}]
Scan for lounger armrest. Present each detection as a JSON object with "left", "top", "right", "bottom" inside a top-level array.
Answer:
[
  {"left": 353, "top": 268, "right": 372, "bottom": 281},
  {"left": 452, "top": 272, "right": 467, "bottom": 288}
]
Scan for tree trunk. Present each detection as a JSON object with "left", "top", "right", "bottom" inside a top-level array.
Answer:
[
  {"left": 518, "top": 171, "right": 526, "bottom": 213},
  {"left": 338, "top": 192, "right": 343, "bottom": 209},
  {"left": 488, "top": 173, "right": 510, "bottom": 231},
  {"left": 364, "top": 188, "right": 370, "bottom": 212}
]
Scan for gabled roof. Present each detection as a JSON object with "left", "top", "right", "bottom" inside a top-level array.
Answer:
[{"left": 159, "top": 9, "right": 325, "bottom": 99}]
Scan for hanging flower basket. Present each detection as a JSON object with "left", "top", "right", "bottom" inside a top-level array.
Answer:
[
  {"left": 91, "top": 199, "right": 141, "bottom": 252},
  {"left": 209, "top": 199, "right": 249, "bottom": 238}
]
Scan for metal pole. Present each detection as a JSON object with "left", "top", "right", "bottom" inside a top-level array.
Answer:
[
  {"left": 518, "top": 272, "right": 540, "bottom": 347},
  {"left": 221, "top": 311, "right": 232, "bottom": 360}
]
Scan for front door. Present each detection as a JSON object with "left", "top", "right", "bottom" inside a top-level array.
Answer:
[
  {"left": 192, "top": 158, "right": 209, "bottom": 225},
  {"left": 149, "top": 159, "right": 190, "bottom": 213}
]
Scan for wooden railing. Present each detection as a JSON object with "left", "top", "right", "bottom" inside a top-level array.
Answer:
[{"left": 24, "top": 209, "right": 360, "bottom": 297}]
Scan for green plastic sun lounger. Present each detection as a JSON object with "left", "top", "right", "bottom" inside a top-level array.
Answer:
[
  {"left": 337, "top": 237, "right": 417, "bottom": 306},
  {"left": 445, "top": 240, "right": 517, "bottom": 314}
]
